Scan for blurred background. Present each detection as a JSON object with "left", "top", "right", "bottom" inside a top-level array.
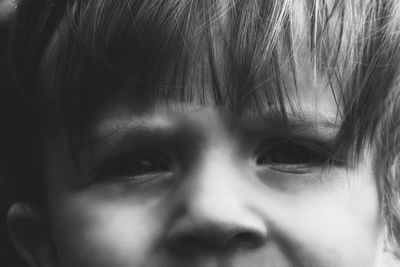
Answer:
[{"left": 0, "top": 0, "right": 27, "bottom": 266}]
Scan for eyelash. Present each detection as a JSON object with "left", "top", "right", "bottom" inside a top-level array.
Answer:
[
  {"left": 89, "top": 139, "right": 340, "bottom": 183},
  {"left": 91, "top": 151, "right": 172, "bottom": 184},
  {"left": 255, "top": 139, "right": 337, "bottom": 174}
]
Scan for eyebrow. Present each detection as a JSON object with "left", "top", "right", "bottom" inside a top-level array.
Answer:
[
  {"left": 90, "top": 116, "right": 178, "bottom": 154},
  {"left": 236, "top": 112, "right": 341, "bottom": 140},
  {"left": 90, "top": 111, "right": 341, "bottom": 154}
]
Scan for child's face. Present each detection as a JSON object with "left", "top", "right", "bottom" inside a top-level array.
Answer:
[{"left": 38, "top": 71, "right": 384, "bottom": 267}]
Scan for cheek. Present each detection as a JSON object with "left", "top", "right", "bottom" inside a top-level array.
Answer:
[
  {"left": 255, "top": 167, "right": 383, "bottom": 265},
  {"left": 49, "top": 195, "right": 166, "bottom": 266},
  {"left": 41, "top": 128, "right": 168, "bottom": 266}
]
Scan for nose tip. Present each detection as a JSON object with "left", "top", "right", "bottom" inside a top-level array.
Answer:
[
  {"left": 166, "top": 148, "right": 268, "bottom": 254},
  {"left": 167, "top": 216, "right": 268, "bottom": 253}
]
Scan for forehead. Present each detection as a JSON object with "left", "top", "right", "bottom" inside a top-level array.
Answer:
[{"left": 35, "top": 0, "right": 398, "bottom": 160}]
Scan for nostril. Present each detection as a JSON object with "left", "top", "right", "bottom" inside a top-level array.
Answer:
[
  {"left": 231, "top": 232, "right": 266, "bottom": 249},
  {"left": 170, "top": 236, "right": 210, "bottom": 253},
  {"left": 167, "top": 214, "right": 268, "bottom": 253},
  {"left": 235, "top": 232, "right": 255, "bottom": 241},
  {"left": 168, "top": 225, "right": 268, "bottom": 253}
]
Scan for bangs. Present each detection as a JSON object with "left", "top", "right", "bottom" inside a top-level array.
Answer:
[
  {"left": 50, "top": 0, "right": 302, "bottom": 116},
  {"left": 12, "top": 0, "right": 400, "bottom": 161}
]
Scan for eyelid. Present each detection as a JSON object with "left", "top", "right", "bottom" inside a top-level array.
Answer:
[
  {"left": 86, "top": 150, "right": 172, "bottom": 183},
  {"left": 256, "top": 137, "right": 332, "bottom": 154},
  {"left": 254, "top": 137, "right": 336, "bottom": 167}
]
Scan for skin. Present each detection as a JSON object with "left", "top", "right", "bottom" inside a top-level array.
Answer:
[{"left": 37, "top": 85, "right": 385, "bottom": 266}]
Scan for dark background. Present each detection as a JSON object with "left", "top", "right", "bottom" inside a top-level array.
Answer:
[{"left": 0, "top": 1, "right": 27, "bottom": 266}]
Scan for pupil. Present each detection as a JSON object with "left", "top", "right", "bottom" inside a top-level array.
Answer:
[
  {"left": 115, "top": 157, "right": 165, "bottom": 176},
  {"left": 274, "top": 146, "right": 309, "bottom": 164},
  {"left": 136, "top": 159, "right": 154, "bottom": 172}
]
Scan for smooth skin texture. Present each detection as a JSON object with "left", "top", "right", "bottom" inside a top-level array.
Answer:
[{"left": 32, "top": 86, "right": 385, "bottom": 267}]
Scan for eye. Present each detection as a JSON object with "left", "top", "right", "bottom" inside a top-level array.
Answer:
[
  {"left": 92, "top": 152, "right": 172, "bottom": 183},
  {"left": 256, "top": 139, "right": 330, "bottom": 173}
]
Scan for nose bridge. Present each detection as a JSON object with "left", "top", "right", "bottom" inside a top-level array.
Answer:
[
  {"left": 166, "top": 144, "right": 268, "bottom": 252},
  {"left": 177, "top": 113, "right": 250, "bottom": 216},
  {"left": 199, "top": 149, "right": 243, "bottom": 209}
]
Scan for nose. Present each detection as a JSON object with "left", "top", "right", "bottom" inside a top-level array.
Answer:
[
  {"left": 166, "top": 151, "right": 268, "bottom": 253},
  {"left": 167, "top": 213, "right": 267, "bottom": 253}
]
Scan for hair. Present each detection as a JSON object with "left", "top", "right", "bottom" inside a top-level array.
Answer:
[
  {"left": 375, "top": 88, "right": 400, "bottom": 259},
  {"left": 6, "top": 0, "right": 400, "bottom": 258}
]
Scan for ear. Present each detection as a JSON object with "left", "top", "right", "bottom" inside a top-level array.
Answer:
[{"left": 7, "top": 202, "right": 59, "bottom": 267}]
